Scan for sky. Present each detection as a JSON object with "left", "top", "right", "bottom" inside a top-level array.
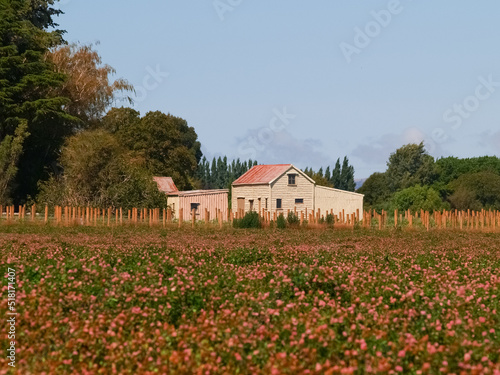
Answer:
[{"left": 56, "top": 0, "right": 500, "bottom": 179}]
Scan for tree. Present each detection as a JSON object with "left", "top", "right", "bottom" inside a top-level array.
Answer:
[
  {"left": 357, "top": 172, "right": 391, "bottom": 209},
  {"left": 303, "top": 158, "right": 356, "bottom": 190},
  {"left": 390, "top": 185, "right": 447, "bottom": 213},
  {"left": 386, "top": 142, "right": 436, "bottom": 192},
  {"left": 310, "top": 173, "right": 333, "bottom": 188},
  {"left": 331, "top": 159, "right": 342, "bottom": 189},
  {"left": 0, "top": 121, "right": 29, "bottom": 203},
  {"left": 47, "top": 43, "right": 133, "bottom": 126},
  {"left": 103, "top": 109, "right": 202, "bottom": 190},
  {"left": 36, "top": 129, "right": 167, "bottom": 209},
  {"left": 324, "top": 166, "right": 331, "bottom": 182},
  {"left": 435, "top": 156, "right": 500, "bottom": 185},
  {"left": 448, "top": 171, "right": 500, "bottom": 210},
  {"left": 196, "top": 156, "right": 257, "bottom": 190},
  {"left": 339, "top": 156, "right": 356, "bottom": 191},
  {"left": 0, "top": 0, "right": 77, "bottom": 203},
  {"left": 101, "top": 107, "right": 141, "bottom": 134}
]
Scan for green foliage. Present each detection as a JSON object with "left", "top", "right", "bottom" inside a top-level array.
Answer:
[
  {"left": 303, "top": 157, "right": 355, "bottom": 191},
  {"left": 233, "top": 211, "right": 261, "bottom": 229},
  {"left": 340, "top": 156, "right": 356, "bottom": 191},
  {"left": 197, "top": 156, "right": 257, "bottom": 189},
  {"left": 0, "top": 0, "right": 78, "bottom": 202},
  {"left": 0, "top": 121, "right": 29, "bottom": 203},
  {"left": 103, "top": 108, "right": 201, "bottom": 190},
  {"left": 357, "top": 172, "right": 391, "bottom": 209},
  {"left": 225, "top": 247, "right": 273, "bottom": 266},
  {"left": 286, "top": 212, "right": 300, "bottom": 226},
  {"left": 386, "top": 143, "right": 436, "bottom": 192},
  {"left": 390, "top": 185, "right": 448, "bottom": 213},
  {"left": 448, "top": 171, "right": 500, "bottom": 210},
  {"left": 36, "top": 129, "right": 167, "bottom": 209},
  {"left": 276, "top": 213, "right": 286, "bottom": 229},
  {"left": 325, "top": 213, "right": 334, "bottom": 227},
  {"left": 435, "top": 156, "right": 500, "bottom": 185}
]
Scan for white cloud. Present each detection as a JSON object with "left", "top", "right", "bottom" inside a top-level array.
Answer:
[{"left": 351, "top": 127, "right": 448, "bottom": 167}]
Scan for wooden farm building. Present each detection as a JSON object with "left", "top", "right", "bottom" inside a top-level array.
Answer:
[
  {"left": 154, "top": 177, "right": 228, "bottom": 221},
  {"left": 231, "top": 164, "right": 364, "bottom": 217}
]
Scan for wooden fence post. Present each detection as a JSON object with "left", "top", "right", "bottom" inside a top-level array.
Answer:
[
  {"left": 178, "top": 208, "right": 183, "bottom": 228},
  {"left": 167, "top": 208, "right": 172, "bottom": 224}
]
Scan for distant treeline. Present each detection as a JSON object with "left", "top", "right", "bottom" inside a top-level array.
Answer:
[
  {"left": 303, "top": 157, "right": 356, "bottom": 191},
  {"left": 196, "top": 157, "right": 258, "bottom": 189},
  {"left": 358, "top": 143, "right": 500, "bottom": 212},
  {"left": 196, "top": 156, "right": 357, "bottom": 192}
]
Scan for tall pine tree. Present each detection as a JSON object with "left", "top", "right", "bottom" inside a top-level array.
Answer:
[{"left": 0, "top": 0, "right": 77, "bottom": 203}]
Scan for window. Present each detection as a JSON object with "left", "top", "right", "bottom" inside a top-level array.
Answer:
[
  {"left": 288, "top": 174, "right": 296, "bottom": 185},
  {"left": 265, "top": 198, "right": 268, "bottom": 209},
  {"left": 276, "top": 199, "right": 282, "bottom": 209},
  {"left": 295, "top": 198, "right": 304, "bottom": 204},
  {"left": 249, "top": 200, "right": 254, "bottom": 211},
  {"left": 190, "top": 203, "right": 200, "bottom": 214}
]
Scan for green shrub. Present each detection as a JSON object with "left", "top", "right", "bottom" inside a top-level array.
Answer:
[
  {"left": 233, "top": 211, "right": 261, "bottom": 229},
  {"left": 325, "top": 213, "right": 334, "bottom": 227},
  {"left": 276, "top": 213, "right": 286, "bottom": 229},
  {"left": 390, "top": 185, "right": 448, "bottom": 213},
  {"left": 287, "top": 212, "right": 300, "bottom": 226}
]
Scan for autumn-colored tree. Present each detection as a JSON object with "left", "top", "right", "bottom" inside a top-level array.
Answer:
[{"left": 47, "top": 43, "right": 133, "bottom": 125}]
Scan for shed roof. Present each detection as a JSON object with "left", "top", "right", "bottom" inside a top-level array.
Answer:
[
  {"left": 232, "top": 164, "right": 312, "bottom": 185},
  {"left": 153, "top": 177, "right": 178, "bottom": 194},
  {"left": 177, "top": 189, "right": 229, "bottom": 197}
]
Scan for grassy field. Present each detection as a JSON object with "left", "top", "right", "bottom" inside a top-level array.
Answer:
[{"left": 1, "top": 225, "right": 499, "bottom": 374}]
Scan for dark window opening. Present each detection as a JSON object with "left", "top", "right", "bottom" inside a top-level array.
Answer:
[
  {"left": 190, "top": 203, "right": 200, "bottom": 214},
  {"left": 276, "top": 199, "right": 282, "bottom": 209},
  {"left": 295, "top": 198, "right": 304, "bottom": 204},
  {"left": 288, "top": 174, "right": 296, "bottom": 185}
]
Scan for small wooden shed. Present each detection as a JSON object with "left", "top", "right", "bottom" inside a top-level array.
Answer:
[{"left": 154, "top": 177, "right": 229, "bottom": 221}]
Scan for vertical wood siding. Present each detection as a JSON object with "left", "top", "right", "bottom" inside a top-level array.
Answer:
[
  {"left": 179, "top": 191, "right": 229, "bottom": 222},
  {"left": 314, "top": 186, "right": 364, "bottom": 217}
]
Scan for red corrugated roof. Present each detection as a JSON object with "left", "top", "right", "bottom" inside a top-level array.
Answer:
[
  {"left": 153, "top": 177, "right": 178, "bottom": 194},
  {"left": 232, "top": 164, "right": 292, "bottom": 185}
]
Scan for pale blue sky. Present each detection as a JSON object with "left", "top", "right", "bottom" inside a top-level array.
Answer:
[{"left": 57, "top": 1, "right": 500, "bottom": 178}]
